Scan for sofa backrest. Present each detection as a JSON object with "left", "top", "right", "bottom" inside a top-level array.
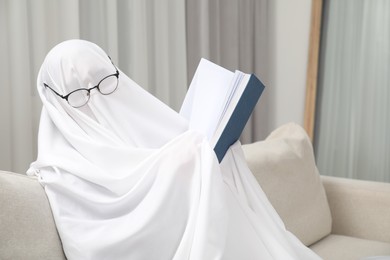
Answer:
[
  {"left": 0, "top": 171, "right": 66, "bottom": 260},
  {"left": 242, "top": 123, "right": 332, "bottom": 246}
]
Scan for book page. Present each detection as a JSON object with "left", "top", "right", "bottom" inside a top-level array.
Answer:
[
  {"left": 210, "top": 73, "right": 251, "bottom": 147},
  {"left": 180, "top": 58, "right": 235, "bottom": 140},
  {"left": 217, "top": 71, "right": 244, "bottom": 127}
]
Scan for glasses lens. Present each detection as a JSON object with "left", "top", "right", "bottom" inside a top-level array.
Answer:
[
  {"left": 99, "top": 75, "right": 118, "bottom": 95},
  {"left": 68, "top": 89, "right": 90, "bottom": 108}
]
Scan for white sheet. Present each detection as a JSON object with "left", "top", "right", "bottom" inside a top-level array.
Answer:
[{"left": 28, "top": 40, "right": 321, "bottom": 260}]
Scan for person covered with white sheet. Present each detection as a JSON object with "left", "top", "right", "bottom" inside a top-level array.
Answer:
[{"left": 28, "top": 39, "right": 321, "bottom": 260}]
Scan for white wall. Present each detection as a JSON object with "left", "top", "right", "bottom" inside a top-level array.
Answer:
[{"left": 268, "top": 0, "right": 312, "bottom": 130}]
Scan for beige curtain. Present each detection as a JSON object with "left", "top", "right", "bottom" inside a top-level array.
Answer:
[{"left": 0, "top": 0, "right": 187, "bottom": 173}]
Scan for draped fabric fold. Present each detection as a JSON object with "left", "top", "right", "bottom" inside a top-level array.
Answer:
[{"left": 28, "top": 40, "right": 320, "bottom": 259}]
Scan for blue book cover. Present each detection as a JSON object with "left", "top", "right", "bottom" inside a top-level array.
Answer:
[{"left": 213, "top": 74, "right": 265, "bottom": 162}]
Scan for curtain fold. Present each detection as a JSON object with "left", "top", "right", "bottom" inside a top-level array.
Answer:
[
  {"left": 117, "top": 0, "right": 187, "bottom": 110},
  {"left": 1, "top": 0, "right": 38, "bottom": 174},
  {"left": 315, "top": 0, "right": 390, "bottom": 182}
]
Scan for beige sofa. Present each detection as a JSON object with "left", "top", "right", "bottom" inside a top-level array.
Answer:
[{"left": 1, "top": 123, "right": 390, "bottom": 260}]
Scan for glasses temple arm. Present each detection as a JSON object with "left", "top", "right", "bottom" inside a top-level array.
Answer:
[
  {"left": 108, "top": 56, "right": 119, "bottom": 74},
  {"left": 43, "top": 83, "right": 66, "bottom": 99}
]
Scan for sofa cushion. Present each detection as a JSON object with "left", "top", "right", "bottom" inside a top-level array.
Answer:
[
  {"left": 0, "top": 171, "right": 66, "bottom": 260},
  {"left": 242, "top": 123, "right": 332, "bottom": 246},
  {"left": 310, "top": 234, "right": 390, "bottom": 260}
]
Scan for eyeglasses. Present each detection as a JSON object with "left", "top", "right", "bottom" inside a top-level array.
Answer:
[{"left": 44, "top": 57, "right": 120, "bottom": 108}]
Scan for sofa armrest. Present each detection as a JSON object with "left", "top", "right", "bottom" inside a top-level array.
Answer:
[
  {"left": 321, "top": 175, "right": 390, "bottom": 243},
  {"left": 0, "top": 171, "right": 66, "bottom": 259}
]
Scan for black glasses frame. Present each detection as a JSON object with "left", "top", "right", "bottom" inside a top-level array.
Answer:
[{"left": 44, "top": 56, "right": 120, "bottom": 107}]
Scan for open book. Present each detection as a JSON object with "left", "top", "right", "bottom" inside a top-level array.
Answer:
[{"left": 180, "top": 58, "right": 265, "bottom": 162}]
